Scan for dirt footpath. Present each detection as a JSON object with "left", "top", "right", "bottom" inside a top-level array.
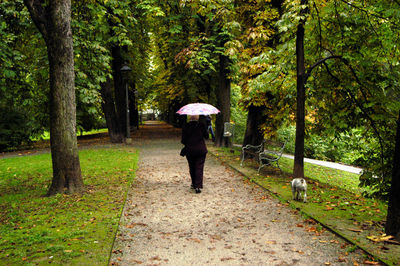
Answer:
[{"left": 110, "top": 122, "right": 368, "bottom": 265}]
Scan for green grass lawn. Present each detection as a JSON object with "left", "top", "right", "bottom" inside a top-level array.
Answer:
[
  {"left": 0, "top": 147, "right": 138, "bottom": 265},
  {"left": 32, "top": 128, "right": 109, "bottom": 141}
]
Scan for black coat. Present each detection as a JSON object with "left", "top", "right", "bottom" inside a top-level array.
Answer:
[{"left": 181, "top": 121, "right": 209, "bottom": 156}]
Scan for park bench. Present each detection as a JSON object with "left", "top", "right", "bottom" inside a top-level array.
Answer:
[
  {"left": 257, "top": 141, "right": 285, "bottom": 173},
  {"left": 240, "top": 140, "right": 266, "bottom": 166},
  {"left": 241, "top": 139, "right": 285, "bottom": 173}
]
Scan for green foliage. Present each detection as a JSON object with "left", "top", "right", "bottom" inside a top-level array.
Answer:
[
  {"left": 230, "top": 84, "right": 246, "bottom": 144},
  {"left": 0, "top": 0, "right": 49, "bottom": 139},
  {"left": 0, "top": 105, "right": 36, "bottom": 151},
  {"left": 0, "top": 147, "right": 138, "bottom": 264},
  {"left": 257, "top": 0, "right": 400, "bottom": 198}
]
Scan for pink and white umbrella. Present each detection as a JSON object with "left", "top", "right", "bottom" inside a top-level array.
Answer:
[{"left": 176, "top": 103, "right": 220, "bottom": 115}]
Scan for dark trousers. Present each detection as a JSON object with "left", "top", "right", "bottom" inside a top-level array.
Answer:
[{"left": 186, "top": 154, "right": 206, "bottom": 189}]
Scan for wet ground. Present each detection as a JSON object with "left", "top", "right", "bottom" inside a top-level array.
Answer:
[{"left": 110, "top": 121, "right": 368, "bottom": 265}]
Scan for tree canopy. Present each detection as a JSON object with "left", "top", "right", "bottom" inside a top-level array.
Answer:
[{"left": 1, "top": 0, "right": 400, "bottom": 199}]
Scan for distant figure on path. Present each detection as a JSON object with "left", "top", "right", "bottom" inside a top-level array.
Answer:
[
  {"left": 181, "top": 115, "right": 209, "bottom": 193},
  {"left": 205, "top": 115, "right": 215, "bottom": 142}
]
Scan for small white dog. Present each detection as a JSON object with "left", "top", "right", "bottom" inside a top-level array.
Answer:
[{"left": 291, "top": 178, "right": 307, "bottom": 202}]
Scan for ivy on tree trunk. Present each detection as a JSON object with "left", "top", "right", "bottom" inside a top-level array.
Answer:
[{"left": 23, "top": 0, "right": 83, "bottom": 195}]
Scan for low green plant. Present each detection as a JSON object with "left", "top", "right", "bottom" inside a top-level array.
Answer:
[
  {"left": 0, "top": 105, "right": 36, "bottom": 151},
  {"left": 0, "top": 147, "right": 138, "bottom": 265}
]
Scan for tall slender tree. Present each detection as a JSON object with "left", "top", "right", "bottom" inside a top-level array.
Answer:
[
  {"left": 386, "top": 110, "right": 400, "bottom": 240},
  {"left": 293, "top": 0, "right": 308, "bottom": 179},
  {"left": 24, "top": 0, "right": 83, "bottom": 195}
]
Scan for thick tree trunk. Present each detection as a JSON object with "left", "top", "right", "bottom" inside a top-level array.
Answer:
[
  {"left": 242, "top": 105, "right": 265, "bottom": 147},
  {"left": 215, "top": 54, "right": 231, "bottom": 147},
  {"left": 111, "top": 45, "right": 128, "bottom": 137},
  {"left": 293, "top": 0, "right": 308, "bottom": 179},
  {"left": 24, "top": 0, "right": 83, "bottom": 195},
  {"left": 385, "top": 110, "right": 400, "bottom": 240},
  {"left": 100, "top": 79, "right": 124, "bottom": 143}
]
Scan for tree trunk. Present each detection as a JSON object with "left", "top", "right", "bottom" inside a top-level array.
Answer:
[
  {"left": 100, "top": 79, "right": 124, "bottom": 143},
  {"left": 129, "top": 81, "right": 139, "bottom": 129},
  {"left": 215, "top": 54, "right": 231, "bottom": 147},
  {"left": 293, "top": 0, "right": 308, "bottom": 179},
  {"left": 111, "top": 45, "right": 128, "bottom": 137},
  {"left": 242, "top": 104, "right": 265, "bottom": 146},
  {"left": 24, "top": 0, "right": 83, "bottom": 195},
  {"left": 385, "top": 110, "right": 400, "bottom": 241}
]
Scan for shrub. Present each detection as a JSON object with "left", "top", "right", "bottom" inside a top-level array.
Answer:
[{"left": 0, "top": 105, "right": 35, "bottom": 151}]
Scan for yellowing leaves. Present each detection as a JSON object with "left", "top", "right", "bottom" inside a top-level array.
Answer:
[{"left": 367, "top": 234, "right": 400, "bottom": 245}]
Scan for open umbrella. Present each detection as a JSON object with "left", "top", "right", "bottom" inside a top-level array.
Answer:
[{"left": 176, "top": 103, "right": 220, "bottom": 115}]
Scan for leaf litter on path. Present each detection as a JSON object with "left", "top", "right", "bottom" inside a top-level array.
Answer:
[{"left": 110, "top": 122, "right": 372, "bottom": 265}]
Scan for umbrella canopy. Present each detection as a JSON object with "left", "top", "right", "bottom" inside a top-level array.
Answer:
[{"left": 176, "top": 103, "right": 220, "bottom": 115}]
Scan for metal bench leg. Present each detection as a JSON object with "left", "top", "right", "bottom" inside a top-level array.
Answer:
[{"left": 257, "top": 164, "right": 263, "bottom": 174}]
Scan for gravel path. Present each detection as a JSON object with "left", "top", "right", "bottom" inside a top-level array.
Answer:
[{"left": 110, "top": 122, "right": 368, "bottom": 265}]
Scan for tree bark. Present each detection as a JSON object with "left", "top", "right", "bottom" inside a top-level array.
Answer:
[
  {"left": 111, "top": 45, "right": 128, "bottom": 137},
  {"left": 293, "top": 0, "right": 308, "bottom": 179},
  {"left": 242, "top": 105, "right": 265, "bottom": 147},
  {"left": 385, "top": 110, "right": 400, "bottom": 240},
  {"left": 24, "top": 0, "right": 83, "bottom": 195},
  {"left": 100, "top": 79, "right": 124, "bottom": 143},
  {"left": 215, "top": 54, "right": 231, "bottom": 147}
]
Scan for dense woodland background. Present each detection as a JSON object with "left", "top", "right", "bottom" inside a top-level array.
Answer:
[{"left": 1, "top": 0, "right": 400, "bottom": 237}]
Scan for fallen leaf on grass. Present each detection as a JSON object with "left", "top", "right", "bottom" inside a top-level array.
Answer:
[
  {"left": 363, "top": 261, "right": 380, "bottom": 265},
  {"left": 367, "top": 234, "right": 393, "bottom": 242},
  {"left": 304, "top": 219, "right": 317, "bottom": 224},
  {"left": 367, "top": 234, "right": 400, "bottom": 244},
  {"left": 348, "top": 228, "right": 363, "bottom": 233}
]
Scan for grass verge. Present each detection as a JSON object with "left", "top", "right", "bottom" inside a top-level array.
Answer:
[
  {"left": 209, "top": 146, "right": 399, "bottom": 266},
  {"left": 0, "top": 147, "right": 138, "bottom": 265}
]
